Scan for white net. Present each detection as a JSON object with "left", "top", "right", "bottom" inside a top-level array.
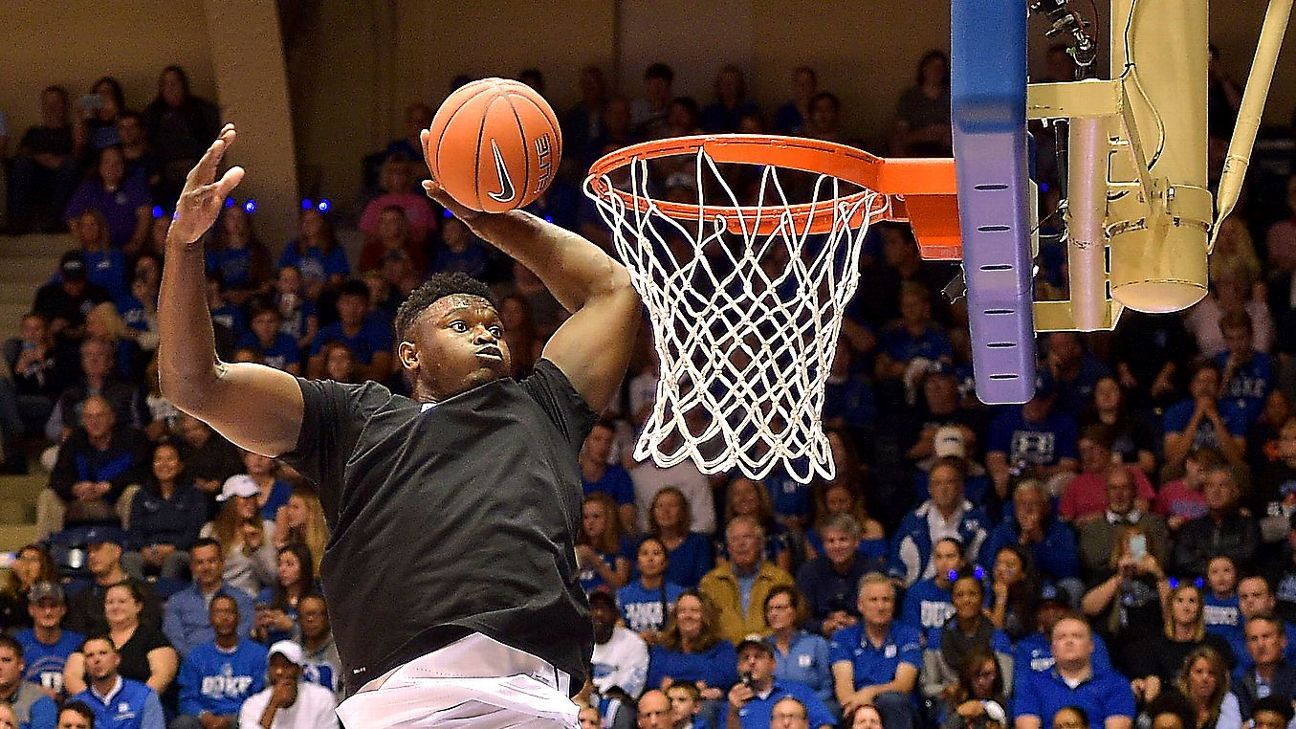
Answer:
[{"left": 585, "top": 144, "right": 884, "bottom": 483}]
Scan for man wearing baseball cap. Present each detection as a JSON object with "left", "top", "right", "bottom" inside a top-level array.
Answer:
[
  {"left": 724, "top": 636, "right": 834, "bottom": 729},
  {"left": 15, "top": 581, "right": 84, "bottom": 694},
  {"left": 238, "top": 641, "right": 337, "bottom": 728},
  {"left": 32, "top": 251, "right": 110, "bottom": 335},
  {"left": 64, "top": 527, "right": 163, "bottom": 636}
]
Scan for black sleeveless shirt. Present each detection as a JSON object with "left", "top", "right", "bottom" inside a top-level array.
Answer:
[{"left": 280, "top": 359, "right": 596, "bottom": 697}]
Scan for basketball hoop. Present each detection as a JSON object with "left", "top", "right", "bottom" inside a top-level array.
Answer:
[{"left": 585, "top": 134, "right": 957, "bottom": 483}]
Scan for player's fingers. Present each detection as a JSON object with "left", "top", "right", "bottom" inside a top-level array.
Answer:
[
  {"left": 213, "top": 166, "right": 245, "bottom": 197},
  {"left": 419, "top": 128, "right": 429, "bottom": 147},
  {"left": 186, "top": 137, "right": 227, "bottom": 186}
]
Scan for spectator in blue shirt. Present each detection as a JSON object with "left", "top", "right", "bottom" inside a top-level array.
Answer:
[
  {"left": 617, "top": 537, "right": 686, "bottom": 640},
  {"left": 646, "top": 591, "right": 739, "bottom": 717},
  {"left": 647, "top": 488, "right": 715, "bottom": 589},
  {"left": 888, "top": 458, "right": 990, "bottom": 587},
  {"left": 829, "top": 573, "right": 922, "bottom": 729},
  {"left": 763, "top": 586, "right": 833, "bottom": 708},
  {"left": 278, "top": 209, "right": 349, "bottom": 301},
  {"left": 173, "top": 593, "right": 267, "bottom": 729},
  {"left": 162, "top": 539, "right": 255, "bottom": 658},
  {"left": 237, "top": 305, "right": 301, "bottom": 376},
  {"left": 986, "top": 392, "right": 1080, "bottom": 503},
  {"left": 580, "top": 419, "right": 636, "bottom": 533},
  {"left": 0, "top": 633, "right": 59, "bottom": 729},
  {"left": 980, "top": 480, "right": 1081, "bottom": 592},
  {"left": 1040, "top": 332, "right": 1111, "bottom": 419},
  {"left": 307, "top": 280, "right": 393, "bottom": 381},
  {"left": 70, "top": 635, "right": 165, "bottom": 729},
  {"left": 16, "top": 582, "right": 84, "bottom": 696},
  {"left": 721, "top": 638, "right": 835, "bottom": 729},
  {"left": 1012, "top": 583, "right": 1113, "bottom": 685},
  {"left": 899, "top": 537, "right": 964, "bottom": 645},
  {"left": 1013, "top": 616, "right": 1135, "bottom": 729},
  {"left": 797, "top": 515, "right": 871, "bottom": 637},
  {"left": 874, "top": 283, "right": 954, "bottom": 387},
  {"left": 1163, "top": 360, "right": 1248, "bottom": 472},
  {"left": 1217, "top": 310, "right": 1277, "bottom": 426}
]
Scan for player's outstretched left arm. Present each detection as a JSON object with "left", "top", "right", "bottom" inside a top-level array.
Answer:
[{"left": 422, "top": 169, "right": 639, "bottom": 412}]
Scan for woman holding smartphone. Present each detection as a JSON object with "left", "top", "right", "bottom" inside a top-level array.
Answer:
[{"left": 1080, "top": 525, "right": 1171, "bottom": 674}]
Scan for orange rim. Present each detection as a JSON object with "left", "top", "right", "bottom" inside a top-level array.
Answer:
[{"left": 585, "top": 134, "right": 958, "bottom": 235}]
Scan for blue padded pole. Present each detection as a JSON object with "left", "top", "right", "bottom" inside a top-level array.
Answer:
[{"left": 951, "top": 0, "right": 1036, "bottom": 404}]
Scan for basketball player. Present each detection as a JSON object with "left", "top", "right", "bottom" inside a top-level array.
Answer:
[{"left": 158, "top": 124, "right": 641, "bottom": 727}]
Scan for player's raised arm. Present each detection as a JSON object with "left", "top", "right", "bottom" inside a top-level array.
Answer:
[
  {"left": 158, "top": 124, "right": 304, "bottom": 456},
  {"left": 422, "top": 168, "right": 639, "bottom": 412}
]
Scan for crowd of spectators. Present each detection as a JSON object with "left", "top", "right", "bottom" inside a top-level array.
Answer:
[{"left": 0, "top": 46, "right": 1293, "bottom": 729}]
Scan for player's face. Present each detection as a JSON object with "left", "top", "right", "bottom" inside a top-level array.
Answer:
[{"left": 404, "top": 295, "right": 511, "bottom": 401}]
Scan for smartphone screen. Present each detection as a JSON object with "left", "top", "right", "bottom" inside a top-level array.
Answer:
[{"left": 1129, "top": 534, "right": 1147, "bottom": 561}]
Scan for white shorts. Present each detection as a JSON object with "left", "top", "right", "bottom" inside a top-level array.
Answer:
[{"left": 335, "top": 632, "right": 579, "bottom": 729}]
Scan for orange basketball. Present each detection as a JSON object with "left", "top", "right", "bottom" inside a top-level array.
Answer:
[{"left": 424, "top": 78, "right": 562, "bottom": 213}]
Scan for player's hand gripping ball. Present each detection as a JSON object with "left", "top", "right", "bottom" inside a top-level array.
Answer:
[{"left": 423, "top": 77, "right": 563, "bottom": 213}]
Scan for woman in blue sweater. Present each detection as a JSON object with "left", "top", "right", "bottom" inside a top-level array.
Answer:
[{"left": 647, "top": 590, "right": 738, "bottom": 726}]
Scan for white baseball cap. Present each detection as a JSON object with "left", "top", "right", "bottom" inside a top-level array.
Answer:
[
  {"left": 216, "top": 474, "right": 259, "bottom": 502},
  {"left": 268, "top": 640, "right": 303, "bottom": 666},
  {"left": 933, "top": 425, "right": 967, "bottom": 459}
]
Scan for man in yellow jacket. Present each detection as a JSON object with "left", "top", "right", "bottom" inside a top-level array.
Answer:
[{"left": 699, "top": 515, "right": 795, "bottom": 644}]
